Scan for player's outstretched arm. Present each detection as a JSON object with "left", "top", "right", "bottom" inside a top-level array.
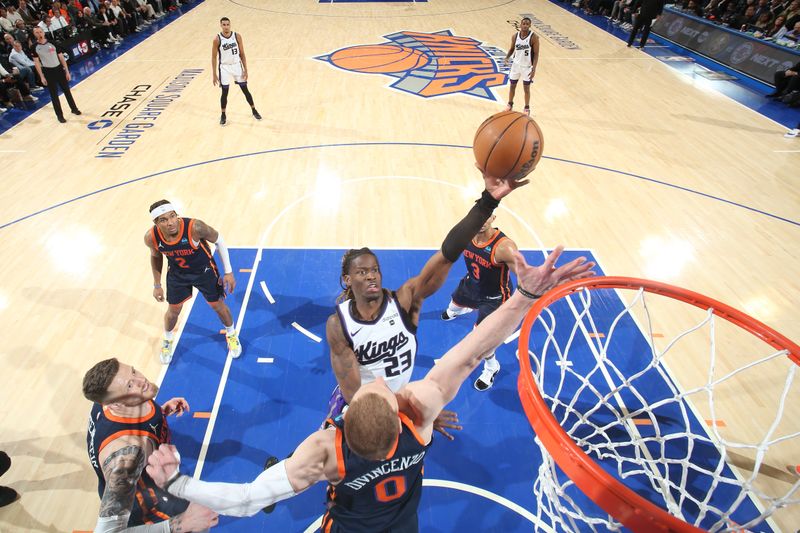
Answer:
[
  {"left": 402, "top": 248, "right": 595, "bottom": 427},
  {"left": 327, "top": 313, "right": 362, "bottom": 403},
  {"left": 144, "top": 230, "right": 165, "bottom": 302},
  {"left": 397, "top": 169, "right": 530, "bottom": 314},
  {"left": 147, "top": 430, "right": 334, "bottom": 517}
]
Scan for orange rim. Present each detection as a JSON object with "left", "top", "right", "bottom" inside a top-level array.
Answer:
[{"left": 516, "top": 276, "right": 800, "bottom": 533}]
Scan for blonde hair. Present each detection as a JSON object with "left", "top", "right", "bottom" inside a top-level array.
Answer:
[{"left": 344, "top": 392, "right": 398, "bottom": 460}]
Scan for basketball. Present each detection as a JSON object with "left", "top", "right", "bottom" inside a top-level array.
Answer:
[
  {"left": 473, "top": 111, "right": 544, "bottom": 180},
  {"left": 329, "top": 44, "right": 429, "bottom": 74}
]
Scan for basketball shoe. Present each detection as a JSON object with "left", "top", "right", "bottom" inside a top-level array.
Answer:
[
  {"left": 160, "top": 339, "right": 174, "bottom": 364},
  {"left": 220, "top": 112, "right": 226, "bottom": 126},
  {"left": 784, "top": 128, "right": 799, "bottom": 138},
  {"left": 252, "top": 108, "right": 262, "bottom": 120},
  {"left": 441, "top": 301, "right": 473, "bottom": 321},
  {"left": 227, "top": 333, "right": 242, "bottom": 358},
  {"left": 474, "top": 356, "right": 500, "bottom": 391}
]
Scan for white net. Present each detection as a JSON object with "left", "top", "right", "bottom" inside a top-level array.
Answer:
[{"left": 521, "top": 282, "right": 800, "bottom": 533}]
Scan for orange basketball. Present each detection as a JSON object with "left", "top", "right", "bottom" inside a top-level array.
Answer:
[
  {"left": 330, "top": 44, "right": 429, "bottom": 74},
  {"left": 473, "top": 111, "right": 544, "bottom": 180}
]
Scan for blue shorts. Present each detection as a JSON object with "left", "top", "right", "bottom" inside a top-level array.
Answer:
[{"left": 450, "top": 277, "right": 507, "bottom": 325}]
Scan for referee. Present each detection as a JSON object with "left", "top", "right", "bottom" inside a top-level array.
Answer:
[{"left": 31, "top": 27, "right": 81, "bottom": 123}]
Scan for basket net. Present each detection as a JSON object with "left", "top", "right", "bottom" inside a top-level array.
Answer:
[{"left": 516, "top": 277, "right": 800, "bottom": 533}]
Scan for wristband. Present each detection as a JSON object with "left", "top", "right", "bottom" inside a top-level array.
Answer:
[
  {"left": 517, "top": 286, "right": 543, "bottom": 299},
  {"left": 154, "top": 283, "right": 161, "bottom": 288}
]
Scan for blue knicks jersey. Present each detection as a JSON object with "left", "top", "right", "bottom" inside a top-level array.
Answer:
[
  {"left": 86, "top": 401, "right": 188, "bottom": 525},
  {"left": 462, "top": 229, "right": 513, "bottom": 299},
  {"left": 151, "top": 217, "right": 218, "bottom": 276},
  {"left": 322, "top": 413, "right": 432, "bottom": 532}
]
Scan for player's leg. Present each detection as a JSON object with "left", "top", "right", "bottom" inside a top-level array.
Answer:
[
  {"left": 162, "top": 271, "right": 191, "bottom": 364},
  {"left": 200, "top": 271, "right": 241, "bottom": 359},
  {"left": 0, "top": 451, "right": 18, "bottom": 508},
  {"left": 506, "top": 63, "right": 522, "bottom": 110},
  {"left": 441, "top": 279, "right": 476, "bottom": 320},
  {"left": 473, "top": 300, "right": 502, "bottom": 391},
  {"left": 219, "top": 84, "right": 229, "bottom": 125},
  {"left": 522, "top": 77, "right": 532, "bottom": 115}
]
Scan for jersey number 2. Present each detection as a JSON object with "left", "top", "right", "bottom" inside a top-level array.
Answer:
[
  {"left": 175, "top": 257, "right": 189, "bottom": 268},
  {"left": 374, "top": 475, "right": 407, "bottom": 503}
]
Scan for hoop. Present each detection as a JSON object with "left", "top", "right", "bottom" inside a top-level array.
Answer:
[{"left": 516, "top": 276, "right": 800, "bottom": 532}]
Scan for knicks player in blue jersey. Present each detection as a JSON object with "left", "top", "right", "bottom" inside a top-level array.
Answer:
[
  {"left": 441, "top": 214, "right": 520, "bottom": 391},
  {"left": 145, "top": 199, "right": 241, "bottom": 364},
  {"left": 324, "top": 171, "right": 530, "bottom": 439},
  {"left": 82, "top": 358, "right": 219, "bottom": 532},
  {"left": 212, "top": 17, "right": 261, "bottom": 126},
  {"left": 144, "top": 247, "right": 595, "bottom": 532}
]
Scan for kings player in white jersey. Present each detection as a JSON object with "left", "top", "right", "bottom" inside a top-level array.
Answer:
[
  {"left": 325, "top": 168, "right": 533, "bottom": 439},
  {"left": 503, "top": 17, "right": 539, "bottom": 115},
  {"left": 212, "top": 17, "right": 261, "bottom": 126}
]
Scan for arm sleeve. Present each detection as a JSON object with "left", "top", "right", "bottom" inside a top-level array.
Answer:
[
  {"left": 168, "top": 460, "right": 297, "bottom": 517},
  {"left": 212, "top": 233, "right": 233, "bottom": 274},
  {"left": 440, "top": 190, "right": 500, "bottom": 262},
  {"left": 94, "top": 515, "right": 171, "bottom": 533}
]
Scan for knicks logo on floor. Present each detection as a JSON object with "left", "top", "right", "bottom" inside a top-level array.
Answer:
[{"left": 315, "top": 30, "right": 509, "bottom": 100}]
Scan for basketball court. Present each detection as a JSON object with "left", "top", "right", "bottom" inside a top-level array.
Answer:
[{"left": 0, "top": 1, "right": 797, "bottom": 531}]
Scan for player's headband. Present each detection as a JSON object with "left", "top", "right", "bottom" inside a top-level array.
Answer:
[{"left": 150, "top": 203, "right": 176, "bottom": 221}]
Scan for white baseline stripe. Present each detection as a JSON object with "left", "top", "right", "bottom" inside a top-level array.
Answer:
[
  {"left": 292, "top": 322, "right": 322, "bottom": 343},
  {"left": 256, "top": 357, "right": 274, "bottom": 363},
  {"left": 260, "top": 280, "right": 276, "bottom": 304}
]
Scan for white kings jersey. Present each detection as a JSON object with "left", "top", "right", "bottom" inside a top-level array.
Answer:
[
  {"left": 512, "top": 31, "right": 533, "bottom": 68},
  {"left": 218, "top": 32, "right": 241, "bottom": 66},
  {"left": 336, "top": 290, "right": 418, "bottom": 392}
]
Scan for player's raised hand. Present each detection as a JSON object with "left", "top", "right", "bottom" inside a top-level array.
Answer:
[
  {"left": 478, "top": 162, "right": 531, "bottom": 200},
  {"left": 513, "top": 247, "right": 596, "bottom": 297},
  {"left": 146, "top": 444, "right": 182, "bottom": 488}
]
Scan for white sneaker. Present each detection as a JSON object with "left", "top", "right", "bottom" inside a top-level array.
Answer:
[
  {"left": 160, "top": 339, "right": 174, "bottom": 364},
  {"left": 784, "top": 128, "right": 799, "bottom": 138},
  {"left": 227, "top": 333, "right": 243, "bottom": 359},
  {"left": 474, "top": 361, "right": 500, "bottom": 391}
]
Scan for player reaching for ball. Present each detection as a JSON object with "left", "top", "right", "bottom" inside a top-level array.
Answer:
[{"left": 504, "top": 17, "right": 539, "bottom": 115}]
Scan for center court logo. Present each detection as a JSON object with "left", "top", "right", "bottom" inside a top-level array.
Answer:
[{"left": 315, "top": 30, "right": 508, "bottom": 100}]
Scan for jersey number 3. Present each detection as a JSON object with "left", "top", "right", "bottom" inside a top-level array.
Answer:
[{"left": 384, "top": 350, "right": 412, "bottom": 378}]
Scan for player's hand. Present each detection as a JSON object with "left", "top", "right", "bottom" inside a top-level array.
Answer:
[
  {"left": 528, "top": 70, "right": 535, "bottom": 82},
  {"left": 40, "top": 77, "right": 47, "bottom": 86},
  {"left": 223, "top": 272, "right": 236, "bottom": 294},
  {"left": 212, "top": 74, "right": 218, "bottom": 86},
  {"left": 174, "top": 503, "right": 219, "bottom": 531},
  {"left": 153, "top": 286, "right": 165, "bottom": 302},
  {"left": 65, "top": 70, "right": 71, "bottom": 82},
  {"left": 433, "top": 409, "right": 461, "bottom": 441},
  {"left": 512, "top": 247, "right": 596, "bottom": 298},
  {"left": 162, "top": 397, "right": 190, "bottom": 416},
  {"left": 241, "top": 69, "right": 248, "bottom": 82},
  {"left": 478, "top": 162, "right": 532, "bottom": 200},
  {"left": 146, "top": 443, "right": 181, "bottom": 488}
]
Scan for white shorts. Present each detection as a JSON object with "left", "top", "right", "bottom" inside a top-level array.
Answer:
[
  {"left": 509, "top": 63, "right": 533, "bottom": 82},
  {"left": 219, "top": 62, "right": 245, "bottom": 85}
]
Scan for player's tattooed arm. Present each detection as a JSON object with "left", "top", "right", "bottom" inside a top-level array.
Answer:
[
  {"left": 98, "top": 445, "right": 146, "bottom": 518},
  {"left": 327, "top": 313, "right": 361, "bottom": 403},
  {"left": 190, "top": 219, "right": 220, "bottom": 243}
]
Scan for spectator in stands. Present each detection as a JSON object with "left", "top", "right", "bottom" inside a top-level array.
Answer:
[
  {"left": 48, "top": 10, "right": 72, "bottom": 41},
  {"left": 0, "top": 60, "right": 37, "bottom": 104},
  {"left": 9, "top": 39, "right": 42, "bottom": 90},
  {"left": 132, "top": 0, "right": 155, "bottom": 24},
  {"left": 779, "top": 0, "right": 800, "bottom": 26},
  {"left": 611, "top": 0, "right": 635, "bottom": 23},
  {"left": 12, "top": 19, "right": 32, "bottom": 49},
  {"left": 6, "top": 5, "right": 23, "bottom": 27},
  {"left": 96, "top": 4, "right": 122, "bottom": 42},
  {"left": 765, "top": 14, "right": 789, "bottom": 35},
  {"left": 49, "top": 1, "right": 72, "bottom": 24},
  {"left": 0, "top": 7, "right": 14, "bottom": 32},
  {"left": 766, "top": 59, "right": 800, "bottom": 98},
  {"left": 82, "top": 6, "right": 114, "bottom": 46},
  {"left": 750, "top": 10, "right": 775, "bottom": 29},
  {"left": 149, "top": 0, "right": 166, "bottom": 18},
  {"left": 109, "top": 0, "right": 135, "bottom": 34},
  {"left": 683, "top": 0, "right": 705, "bottom": 16},
  {"left": 67, "top": 0, "right": 85, "bottom": 21},
  {"left": 17, "top": 0, "right": 38, "bottom": 25},
  {"left": 783, "top": 18, "right": 800, "bottom": 38}
]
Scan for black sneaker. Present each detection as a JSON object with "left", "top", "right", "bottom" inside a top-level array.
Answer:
[
  {"left": 441, "top": 309, "right": 455, "bottom": 321},
  {"left": 0, "top": 486, "right": 19, "bottom": 508},
  {"left": 261, "top": 456, "right": 279, "bottom": 514},
  {"left": 71, "top": 109, "right": 82, "bottom": 115},
  {"left": 220, "top": 112, "right": 226, "bottom": 126},
  {"left": 252, "top": 108, "right": 262, "bottom": 120},
  {"left": 57, "top": 116, "right": 66, "bottom": 123}
]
